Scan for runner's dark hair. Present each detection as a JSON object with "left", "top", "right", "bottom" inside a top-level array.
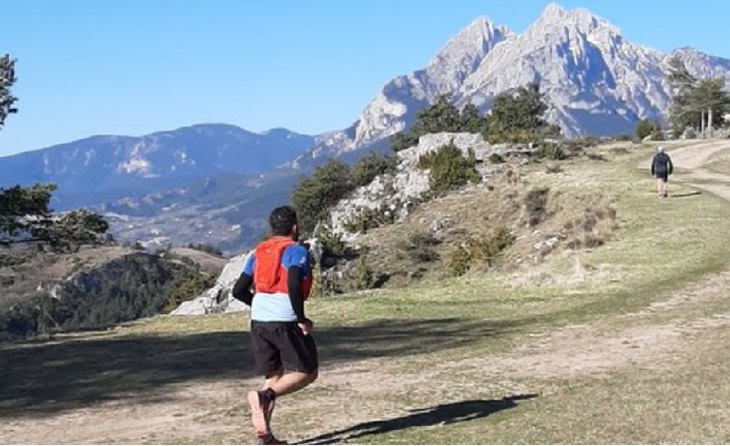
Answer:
[{"left": 269, "top": 205, "right": 298, "bottom": 236}]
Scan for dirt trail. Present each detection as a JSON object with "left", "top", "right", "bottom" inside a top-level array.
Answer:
[
  {"left": 641, "top": 139, "right": 730, "bottom": 199},
  {"left": 662, "top": 139, "right": 730, "bottom": 170},
  {"left": 673, "top": 140, "right": 730, "bottom": 200},
  {"left": 4, "top": 141, "right": 730, "bottom": 444},
  {"left": 461, "top": 278, "right": 730, "bottom": 383},
  {"left": 484, "top": 139, "right": 730, "bottom": 382}
]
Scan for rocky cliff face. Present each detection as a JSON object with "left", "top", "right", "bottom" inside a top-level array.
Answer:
[
  {"left": 346, "top": 19, "right": 513, "bottom": 151},
  {"left": 172, "top": 252, "right": 251, "bottom": 315},
  {"left": 295, "top": 3, "right": 730, "bottom": 164},
  {"left": 329, "top": 132, "right": 527, "bottom": 237}
]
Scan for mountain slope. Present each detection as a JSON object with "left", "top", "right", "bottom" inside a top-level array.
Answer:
[
  {"left": 672, "top": 46, "right": 730, "bottom": 82},
  {"left": 458, "top": 4, "right": 670, "bottom": 136},
  {"left": 0, "top": 124, "right": 315, "bottom": 209},
  {"left": 300, "top": 3, "right": 730, "bottom": 163}
]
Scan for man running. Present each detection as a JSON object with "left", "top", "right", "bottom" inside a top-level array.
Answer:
[
  {"left": 651, "top": 146, "right": 674, "bottom": 198},
  {"left": 232, "top": 205, "right": 318, "bottom": 445}
]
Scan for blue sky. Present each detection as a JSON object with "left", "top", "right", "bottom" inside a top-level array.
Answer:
[{"left": 1, "top": 0, "right": 729, "bottom": 156}]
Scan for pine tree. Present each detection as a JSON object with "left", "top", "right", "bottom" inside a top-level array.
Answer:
[
  {"left": 412, "top": 95, "right": 462, "bottom": 135},
  {"left": 486, "top": 82, "right": 552, "bottom": 142},
  {"left": 459, "top": 103, "right": 487, "bottom": 133},
  {"left": 291, "top": 159, "right": 354, "bottom": 235},
  {"left": 0, "top": 54, "right": 18, "bottom": 131},
  {"left": 667, "top": 56, "right": 730, "bottom": 137},
  {"left": 1, "top": 184, "right": 109, "bottom": 249}
]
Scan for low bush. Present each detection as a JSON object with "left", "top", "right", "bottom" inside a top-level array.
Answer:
[
  {"left": 419, "top": 142, "right": 481, "bottom": 194},
  {"left": 540, "top": 142, "right": 566, "bottom": 160},
  {"left": 447, "top": 245, "right": 472, "bottom": 277},
  {"left": 447, "top": 227, "right": 514, "bottom": 276},
  {"left": 397, "top": 231, "right": 441, "bottom": 263},
  {"left": 469, "top": 227, "right": 514, "bottom": 267},
  {"left": 524, "top": 187, "right": 551, "bottom": 227},
  {"left": 489, "top": 153, "right": 505, "bottom": 164}
]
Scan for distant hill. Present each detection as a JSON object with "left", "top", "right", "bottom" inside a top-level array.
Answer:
[
  {"left": 0, "top": 245, "right": 225, "bottom": 340},
  {"left": 0, "top": 124, "right": 315, "bottom": 210},
  {"left": 0, "top": 125, "right": 316, "bottom": 252}
]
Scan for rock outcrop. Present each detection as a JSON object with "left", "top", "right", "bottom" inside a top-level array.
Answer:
[
  {"left": 172, "top": 251, "right": 252, "bottom": 315},
  {"left": 329, "top": 132, "right": 512, "bottom": 236}
]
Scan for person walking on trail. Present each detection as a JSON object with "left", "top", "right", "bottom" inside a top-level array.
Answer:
[
  {"left": 651, "top": 146, "right": 674, "bottom": 198},
  {"left": 232, "top": 205, "right": 318, "bottom": 445}
]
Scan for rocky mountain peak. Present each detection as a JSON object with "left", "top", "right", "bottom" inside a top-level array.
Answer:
[
  {"left": 536, "top": 3, "right": 607, "bottom": 31},
  {"left": 299, "top": 3, "right": 730, "bottom": 161},
  {"left": 425, "top": 16, "right": 511, "bottom": 86}
]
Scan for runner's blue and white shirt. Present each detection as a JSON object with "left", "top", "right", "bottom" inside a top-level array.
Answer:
[{"left": 243, "top": 244, "right": 311, "bottom": 322}]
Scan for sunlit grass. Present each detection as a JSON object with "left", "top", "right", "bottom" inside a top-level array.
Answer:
[{"left": 31, "top": 144, "right": 730, "bottom": 445}]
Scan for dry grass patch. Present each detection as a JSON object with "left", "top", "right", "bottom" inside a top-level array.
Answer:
[
  {"left": 168, "top": 248, "right": 227, "bottom": 275},
  {"left": 705, "top": 148, "right": 730, "bottom": 175},
  {"left": 558, "top": 193, "right": 616, "bottom": 250},
  {"left": 352, "top": 157, "right": 623, "bottom": 289}
]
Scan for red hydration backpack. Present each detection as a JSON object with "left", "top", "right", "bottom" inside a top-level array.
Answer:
[{"left": 254, "top": 237, "right": 312, "bottom": 299}]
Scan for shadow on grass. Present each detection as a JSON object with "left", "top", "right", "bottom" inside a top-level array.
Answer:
[
  {"left": 671, "top": 191, "right": 702, "bottom": 198},
  {"left": 297, "top": 394, "right": 538, "bottom": 445},
  {"left": 0, "top": 317, "right": 520, "bottom": 419}
]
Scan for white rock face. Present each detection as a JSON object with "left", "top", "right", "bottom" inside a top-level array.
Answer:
[
  {"left": 350, "top": 19, "right": 513, "bottom": 151},
  {"left": 330, "top": 132, "right": 497, "bottom": 235},
  {"left": 398, "top": 133, "right": 493, "bottom": 167},
  {"left": 172, "top": 251, "right": 252, "bottom": 315},
  {"left": 297, "top": 3, "right": 730, "bottom": 163},
  {"left": 672, "top": 46, "right": 730, "bottom": 83}
]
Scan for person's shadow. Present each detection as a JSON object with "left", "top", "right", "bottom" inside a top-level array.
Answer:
[
  {"left": 297, "top": 394, "right": 538, "bottom": 444},
  {"left": 670, "top": 191, "right": 702, "bottom": 198}
]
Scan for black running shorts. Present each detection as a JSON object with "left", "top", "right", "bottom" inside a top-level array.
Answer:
[
  {"left": 250, "top": 321, "right": 318, "bottom": 376},
  {"left": 655, "top": 171, "right": 669, "bottom": 182}
]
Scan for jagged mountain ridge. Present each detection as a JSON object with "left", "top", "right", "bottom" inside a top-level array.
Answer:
[{"left": 299, "top": 3, "right": 730, "bottom": 164}]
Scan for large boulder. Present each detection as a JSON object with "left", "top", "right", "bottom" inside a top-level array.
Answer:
[
  {"left": 172, "top": 251, "right": 252, "bottom": 315},
  {"left": 397, "top": 132, "right": 493, "bottom": 167}
]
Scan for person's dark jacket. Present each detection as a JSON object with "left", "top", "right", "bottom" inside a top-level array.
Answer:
[{"left": 651, "top": 152, "right": 674, "bottom": 176}]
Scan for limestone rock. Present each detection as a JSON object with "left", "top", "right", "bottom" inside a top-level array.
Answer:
[
  {"left": 172, "top": 251, "right": 252, "bottom": 315},
  {"left": 330, "top": 132, "right": 498, "bottom": 236}
]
